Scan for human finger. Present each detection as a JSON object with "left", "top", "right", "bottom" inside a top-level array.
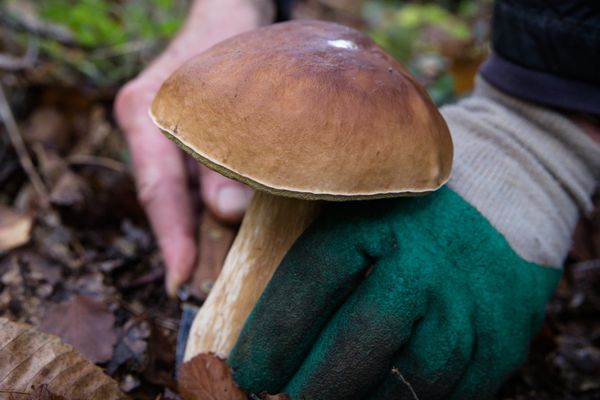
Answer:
[{"left": 115, "top": 81, "right": 196, "bottom": 296}]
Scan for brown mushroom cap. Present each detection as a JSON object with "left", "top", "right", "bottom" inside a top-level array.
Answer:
[{"left": 150, "top": 20, "right": 452, "bottom": 200}]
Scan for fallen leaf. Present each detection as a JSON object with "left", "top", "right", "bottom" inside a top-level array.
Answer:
[
  {"left": 49, "top": 170, "right": 90, "bottom": 210},
  {"left": 33, "top": 218, "right": 84, "bottom": 269},
  {"left": 0, "top": 205, "right": 33, "bottom": 252},
  {"left": 34, "top": 148, "right": 69, "bottom": 189},
  {"left": 178, "top": 353, "right": 246, "bottom": 400},
  {"left": 155, "top": 391, "right": 179, "bottom": 400},
  {"left": 72, "top": 271, "right": 116, "bottom": 302},
  {"left": 0, "top": 318, "right": 126, "bottom": 399},
  {"left": 189, "top": 211, "right": 237, "bottom": 301},
  {"left": 139, "top": 319, "right": 177, "bottom": 388},
  {"left": 40, "top": 295, "right": 117, "bottom": 363},
  {"left": 106, "top": 317, "right": 150, "bottom": 374},
  {"left": 27, "top": 384, "right": 67, "bottom": 400},
  {"left": 0, "top": 253, "right": 53, "bottom": 324},
  {"left": 118, "top": 375, "right": 139, "bottom": 394},
  {"left": 25, "top": 107, "right": 71, "bottom": 152}
]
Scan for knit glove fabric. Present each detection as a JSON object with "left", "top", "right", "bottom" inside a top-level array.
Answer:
[{"left": 228, "top": 77, "right": 600, "bottom": 399}]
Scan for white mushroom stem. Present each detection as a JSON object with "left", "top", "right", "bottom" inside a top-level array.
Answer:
[{"left": 184, "top": 191, "right": 321, "bottom": 360}]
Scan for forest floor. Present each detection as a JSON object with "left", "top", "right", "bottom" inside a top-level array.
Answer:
[{"left": 1, "top": 1, "right": 600, "bottom": 399}]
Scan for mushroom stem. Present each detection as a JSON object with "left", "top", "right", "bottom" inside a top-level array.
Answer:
[{"left": 184, "top": 191, "right": 321, "bottom": 360}]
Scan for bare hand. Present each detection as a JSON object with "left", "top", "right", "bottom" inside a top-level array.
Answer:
[{"left": 115, "top": 1, "right": 270, "bottom": 296}]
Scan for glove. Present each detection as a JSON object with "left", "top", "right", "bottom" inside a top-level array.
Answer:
[{"left": 228, "top": 77, "right": 600, "bottom": 399}]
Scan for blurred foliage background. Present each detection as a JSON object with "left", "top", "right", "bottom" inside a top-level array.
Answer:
[
  {"left": 0, "top": 0, "right": 190, "bottom": 87},
  {"left": 0, "top": 0, "right": 491, "bottom": 100},
  {"left": 295, "top": 0, "right": 491, "bottom": 103},
  {"left": 363, "top": 0, "right": 490, "bottom": 103}
]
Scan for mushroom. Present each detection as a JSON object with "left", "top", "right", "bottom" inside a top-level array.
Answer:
[{"left": 149, "top": 20, "right": 452, "bottom": 361}]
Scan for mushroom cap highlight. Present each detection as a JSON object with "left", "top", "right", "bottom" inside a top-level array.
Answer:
[{"left": 150, "top": 20, "right": 453, "bottom": 200}]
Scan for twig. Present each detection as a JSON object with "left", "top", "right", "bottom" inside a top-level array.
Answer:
[
  {"left": 0, "top": 10, "right": 77, "bottom": 47},
  {"left": 154, "top": 317, "right": 179, "bottom": 332},
  {"left": 68, "top": 154, "right": 128, "bottom": 174},
  {"left": 0, "top": 389, "right": 29, "bottom": 396},
  {"left": 391, "top": 367, "right": 420, "bottom": 400},
  {"left": 90, "top": 40, "right": 153, "bottom": 59},
  {"left": 0, "top": 83, "right": 50, "bottom": 208},
  {"left": 0, "top": 43, "right": 38, "bottom": 71}
]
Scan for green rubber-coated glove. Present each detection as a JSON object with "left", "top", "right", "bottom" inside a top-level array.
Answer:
[
  {"left": 229, "top": 78, "right": 600, "bottom": 399},
  {"left": 230, "top": 187, "right": 559, "bottom": 399}
]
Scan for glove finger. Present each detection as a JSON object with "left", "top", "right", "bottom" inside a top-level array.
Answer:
[
  {"left": 281, "top": 254, "right": 428, "bottom": 400},
  {"left": 447, "top": 305, "right": 533, "bottom": 399},
  {"left": 229, "top": 211, "right": 382, "bottom": 394},
  {"left": 367, "top": 294, "right": 475, "bottom": 400}
]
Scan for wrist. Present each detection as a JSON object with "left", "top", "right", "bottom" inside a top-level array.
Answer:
[
  {"left": 443, "top": 77, "right": 600, "bottom": 267},
  {"left": 569, "top": 113, "right": 600, "bottom": 147},
  {"left": 187, "top": 0, "right": 275, "bottom": 28}
]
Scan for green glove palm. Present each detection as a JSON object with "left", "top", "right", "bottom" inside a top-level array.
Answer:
[{"left": 229, "top": 187, "right": 560, "bottom": 399}]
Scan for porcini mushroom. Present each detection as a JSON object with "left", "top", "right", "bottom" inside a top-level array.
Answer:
[{"left": 149, "top": 20, "right": 452, "bottom": 361}]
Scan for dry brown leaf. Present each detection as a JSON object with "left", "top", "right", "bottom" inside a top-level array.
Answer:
[
  {"left": 32, "top": 216, "right": 85, "bottom": 270},
  {"left": 178, "top": 353, "right": 246, "bottom": 400},
  {"left": 0, "top": 205, "right": 33, "bottom": 252},
  {"left": 40, "top": 295, "right": 117, "bottom": 363},
  {"left": 0, "top": 318, "right": 127, "bottom": 400},
  {"left": 190, "top": 210, "right": 237, "bottom": 300},
  {"left": 25, "top": 107, "right": 71, "bottom": 152},
  {"left": 49, "top": 171, "right": 91, "bottom": 210},
  {"left": 106, "top": 317, "right": 150, "bottom": 374},
  {"left": 33, "top": 148, "right": 69, "bottom": 189},
  {"left": 27, "top": 384, "right": 67, "bottom": 400}
]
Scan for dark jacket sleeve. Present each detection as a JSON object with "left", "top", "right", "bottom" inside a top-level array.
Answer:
[{"left": 480, "top": 0, "right": 600, "bottom": 115}]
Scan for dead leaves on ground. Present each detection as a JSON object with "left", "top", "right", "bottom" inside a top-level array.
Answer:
[
  {"left": 178, "top": 353, "right": 290, "bottom": 400},
  {"left": 0, "top": 318, "right": 126, "bottom": 400},
  {"left": 1, "top": 78, "right": 176, "bottom": 398},
  {"left": 178, "top": 353, "right": 246, "bottom": 400},
  {"left": 499, "top": 195, "right": 600, "bottom": 397},
  {"left": 189, "top": 211, "right": 236, "bottom": 301},
  {"left": 0, "top": 206, "right": 32, "bottom": 252},
  {"left": 22, "top": 384, "right": 67, "bottom": 400},
  {"left": 40, "top": 295, "right": 117, "bottom": 363}
]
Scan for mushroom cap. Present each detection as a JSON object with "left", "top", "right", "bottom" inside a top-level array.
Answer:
[{"left": 150, "top": 20, "right": 452, "bottom": 200}]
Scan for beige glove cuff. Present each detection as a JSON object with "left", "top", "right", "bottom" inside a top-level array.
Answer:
[{"left": 441, "top": 77, "right": 600, "bottom": 267}]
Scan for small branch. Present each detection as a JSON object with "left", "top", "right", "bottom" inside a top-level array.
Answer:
[
  {"left": 90, "top": 40, "right": 153, "bottom": 59},
  {"left": 0, "top": 83, "right": 50, "bottom": 208},
  {"left": 0, "top": 389, "right": 29, "bottom": 396},
  {"left": 0, "top": 11, "right": 77, "bottom": 47},
  {"left": 68, "top": 154, "right": 128, "bottom": 174},
  {"left": 154, "top": 316, "right": 179, "bottom": 332},
  {"left": 391, "top": 367, "right": 420, "bottom": 400},
  {"left": 0, "top": 43, "right": 38, "bottom": 71}
]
